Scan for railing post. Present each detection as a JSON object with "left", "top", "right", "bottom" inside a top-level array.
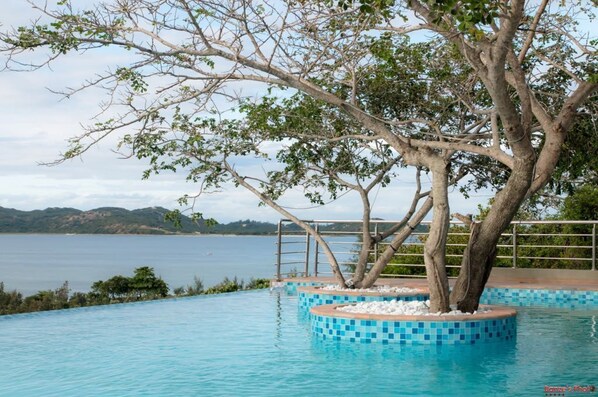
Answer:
[
  {"left": 512, "top": 224, "right": 518, "bottom": 269},
  {"left": 314, "top": 223, "right": 320, "bottom": 277},
  {"left": 374, "top": 223, "right": 379, "bottom": 264},
  {"left": 592, "top": 224, "right": 596, "bottom": 271},
  {"left": 304, "top": 227, "right": 311, "bottom": 277},
  {"left": 276, "top": 220, "right": 282, "bottom": 281}
]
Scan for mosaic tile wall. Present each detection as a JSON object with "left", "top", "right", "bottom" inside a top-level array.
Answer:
[
  {"left": 311, "top": 314, "right": 517, "bottom": 345},
  {"left": 299, "top": 291, "right": 429, "bottom": 310},
  {"left": 481, "top": 288, "right": 598, "bottom": 309},
  {"left": 278, "top": 281, "right": 325, "bottom": 294},
  {"left": 282, "top": 281, "right": 598, "bottom": 309}
]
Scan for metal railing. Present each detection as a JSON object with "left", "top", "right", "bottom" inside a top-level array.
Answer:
[{"left": 275, "top": 219, "right": 598, "bottom": 280}]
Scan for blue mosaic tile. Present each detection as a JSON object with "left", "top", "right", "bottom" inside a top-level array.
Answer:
[
  {"left": 283, "top": 281, "right": 598, "bottom": 309},
  {"left": 480, "top": 288, "right": 598, "bottom": 308},
  {"left": 281, "top": 281, "right": 325, "bottom": 294},
  {"left": 298, "top": 290, "right": 429, "bottom": 310},
  {"left": 312, "top": 313, "right": 517, "bottom": 345}
]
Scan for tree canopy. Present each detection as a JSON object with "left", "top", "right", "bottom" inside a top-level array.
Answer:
[{"left": 91, "top": 266, "right": 168, "bottom": 300}]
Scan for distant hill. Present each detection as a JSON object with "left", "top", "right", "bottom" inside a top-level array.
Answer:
[
  {"left": 0, "top": 206, "right": 308, "bottom": 235},
  {"left": 0, "top": 206, "right": 207, "bottom": 234},
  {"left": 0, "top": 206, "right": 422, "bottom": 235}
]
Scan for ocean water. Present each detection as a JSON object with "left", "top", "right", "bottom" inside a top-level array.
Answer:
[
  {"left": 0, "top": 289, "right": 596, "bottom": 396},
  {"left": 0, "top": 234, "right": 280, "bottom": 295}
]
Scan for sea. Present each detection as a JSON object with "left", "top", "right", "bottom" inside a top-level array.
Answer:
[{"left": 0, "top": 234, "right": 285, "bottom": 296}]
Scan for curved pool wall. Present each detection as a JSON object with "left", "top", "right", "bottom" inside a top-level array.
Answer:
[
  {"left": 298, "top": 286, "right": 429, "bottom": 310},
  {"left": 282, "top": 281, "right": 598, "bottom": 309},
  {"left": 480, "top": 287, "right": 598, "bottom": 308},
  {"left": 310, "top": 304, "right": 517, "bottom": 345},
  {"left": 274, "top": 281, "right": 324, "bottom": 294}
]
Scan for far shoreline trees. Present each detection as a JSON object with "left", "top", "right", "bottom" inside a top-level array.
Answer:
[{"left": 1, "top": 0, "right": 596, "bottom": 312}]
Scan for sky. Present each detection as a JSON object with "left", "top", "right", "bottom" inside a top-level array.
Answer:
[{"left": 0, "top": 1, "right": 493, "bottom": 223}]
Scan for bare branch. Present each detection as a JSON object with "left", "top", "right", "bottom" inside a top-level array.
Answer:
[{"left": 518, "top": 0, "right": 549, "bottom": 62}]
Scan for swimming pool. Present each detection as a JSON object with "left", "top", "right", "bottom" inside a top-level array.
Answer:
[{"left": 0, "top": 290, "right": 596, "bottom": 396}]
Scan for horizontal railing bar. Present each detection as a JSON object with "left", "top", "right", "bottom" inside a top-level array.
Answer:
[
  {"left": 316, "top": 251, "right": 355, "bottom": 256},
  {"left": 378, "top": 242, "right": 425, "bottom": 247},
  {"left": 280, "top": 219, "right": 598, "bottom": 225},
  {"left": 388, "top": 253, "right": 466, "bottom": 258},
  {"left": 384, "top": 263, "right": 426, "bottom": 267},
  {"left": 517, "top": 256, "right": 592, "bottom": 261},
  {"left": 379, "top": 242, "right": 470, "bottom": 248},
  {"left": 517, "top": 233, "right": 592, "bottom": 237},
  {"left": 517, "top": 245, "right": 592, "bottom": 249},
  {"left": 311, "top": 231, "right": 365, "bottom": 235}
]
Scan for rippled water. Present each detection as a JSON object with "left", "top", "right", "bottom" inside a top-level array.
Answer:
[{"left": 0, "top": 290, "right": 596, "bottom": 396}]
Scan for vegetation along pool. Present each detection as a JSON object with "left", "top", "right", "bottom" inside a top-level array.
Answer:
[{"left": 0, "top": 289, "right": 596, "bottom": 396}]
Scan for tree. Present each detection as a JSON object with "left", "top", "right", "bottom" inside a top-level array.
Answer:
[
  {"left": 91, "top": 267, "right": 168, "bottom": 300},
  {"left": 1, "top": 0, "right": 595, "bottom": 312},
  {"left": 560, "top": 184, "right": 598, "bottom": 221},
  {"left": 92, "top": 275, "right": 131, "bottom": 300},
  {"left": 186, "top": 276, "right": 204, "bottom": 296},
  {"left": 0, "top": 282, "right": 23, "bottom": 315},
  {"left": 130, "top": 266, "right": 169, "bottom": 299}
]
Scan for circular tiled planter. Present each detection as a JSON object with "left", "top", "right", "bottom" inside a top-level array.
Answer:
[
  {"left": 298, "top": 285, "right": 429, "bottom": 310},
  {"left": 310, "top": 303, "right": 517, "bottom": 345}
]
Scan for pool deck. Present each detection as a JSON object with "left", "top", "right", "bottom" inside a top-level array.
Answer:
[{"left": 282, "top": 267, "right": 598, "bottom": 291}]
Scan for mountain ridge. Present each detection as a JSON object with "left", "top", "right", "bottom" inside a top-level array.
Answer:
[
  {"left": 0, "top": 206, "right": 408, "bottom": 235},
  {"left": 0, "top": 206, "right": 279, "bottom": 235}
]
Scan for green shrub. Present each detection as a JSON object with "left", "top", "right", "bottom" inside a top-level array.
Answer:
[
  {"left": 173, "top": 286, "right": 186, "bottom": 296},
  {"left": 204, "top": 277, "right": 243, "bottom": 294},
  {"left": 245, "top": 278, "right": 270, "bottom": 290},
  {"left": 186, "top": 276, "right": 204, "bottom": 296},
  {"left": 0, "top": 282, "right": 23, "bottom": 315}
]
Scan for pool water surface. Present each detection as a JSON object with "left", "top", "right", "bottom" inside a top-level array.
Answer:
[{"left": 0, "top": 290, "right": 596, "bottom": 396}]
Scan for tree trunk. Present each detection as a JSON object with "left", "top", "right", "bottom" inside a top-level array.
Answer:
[
  {"left": 352, "top": 191, "right": 374, "bottom": 285},
  {"left": 424, "top": 165, "right": 451, "bottom": 313},
  {"left": 357, "top": 196, "right": 433, "bottom": 288},
  {"left": 451, "top": 157, "right": 534, "bottom": 312},
  {"left": 449, "top": 222, "right": 497, "bottom": 312}
]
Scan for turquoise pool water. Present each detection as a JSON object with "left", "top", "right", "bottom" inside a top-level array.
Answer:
[{"left": 1, "top": 290, "right": 596, "bottom": 396}]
